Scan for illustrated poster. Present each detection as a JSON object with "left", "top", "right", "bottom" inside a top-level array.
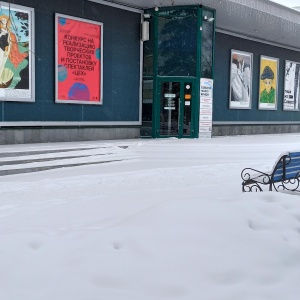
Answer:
[
  {"left": 0, "top": 4, "right": 34, "bottom": 101},
  {"left": 258, "top": 56, "right": 278, "bottom": 110},
  {"left": 56, "top": 14, "right": 102, "bottom": 104}
]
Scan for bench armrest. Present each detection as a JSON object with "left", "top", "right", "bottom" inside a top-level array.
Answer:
[
  {"left": 241, "top": 168, "right": 271, "bottom": 191},
  {"left": 241, "top": 168, "right": 271, "bottom": 183}
]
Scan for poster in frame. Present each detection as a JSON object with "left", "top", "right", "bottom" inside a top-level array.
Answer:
[
  {"left": 55, "top": 14, "right": 103, "bottom": 105},
  {"left": 258, "top": 55, "right": 279, "bottom": 110},
  {"left": 0, "top": 2, "right": 34, "bottom": 102},
  {"left": 229, "top": 49, "right": 253, "bottom": 109},
  {"left": 283, "top": 60, "right": 300, "bottom": 111}
]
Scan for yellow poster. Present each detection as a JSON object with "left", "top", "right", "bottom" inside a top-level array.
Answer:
[{"left": 259, "top": 56, "right": 278, "bottom": 110}]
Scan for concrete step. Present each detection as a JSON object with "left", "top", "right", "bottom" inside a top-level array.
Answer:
[{"left": 0, "top": 145, "right": 130, "bottom": 176}]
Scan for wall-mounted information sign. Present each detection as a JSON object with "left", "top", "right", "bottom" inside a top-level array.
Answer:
[
  {"left": 164, "top": 93, "right": 176, "bottom": 110},
  {"left": 199, "top": 78, "right": 213, "bottom": 138}
]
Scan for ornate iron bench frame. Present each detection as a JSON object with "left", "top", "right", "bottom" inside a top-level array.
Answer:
[{"left": 241, "top": 152, "right": 300, "bottom": 192}]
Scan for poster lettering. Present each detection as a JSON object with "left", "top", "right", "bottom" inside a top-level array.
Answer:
[{"left": 56, "top": 14, "right": 103, "bottom": 104}]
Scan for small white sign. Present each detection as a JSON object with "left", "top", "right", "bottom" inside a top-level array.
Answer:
[
  {"left": 200, "top": 79, "right": 213, "bottom": 98},
  {"left": 164, "top": 93, "right": 176, "bottom": 98},
  {"left": 185, "top": 101, "right": 190, "bottom": 106},
  {"left": 199, "top": 126, "right": 211, "bottom": 132},
  {"left": 200, "top": 114, "right": 212, "bottom": 121},
  {"left": 200, "top": 103, "right": 212, "bottom": 109},
  {"left": 201, "top": 97, "right": 212, "bottom": 104},
  {"left": 199, "top": 120, "right": 212, "bottom": 132},
  {"left": 200, "top": 121, "right": 212, "bottom": 126},
  {"left": 199, "top": 132, "right": 212, "bottom": 138},
  {"left": 200, "top": 109, "right": 212, "bottom": 115}
]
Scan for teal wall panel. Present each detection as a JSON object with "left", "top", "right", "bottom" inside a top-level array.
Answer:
[
  {"left": 214, "top": 32, "right": 300, "bottom": 123},
  {"left": 0, "top": 0, "right": 140, "bottom": 123}
]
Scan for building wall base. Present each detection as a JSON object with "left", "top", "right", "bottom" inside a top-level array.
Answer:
[
  {"left": 212, "top": 124, "right": 300, "bottom": 136},
  {"left": 0, "top": 127, "right": 140, "bottom": 145}
]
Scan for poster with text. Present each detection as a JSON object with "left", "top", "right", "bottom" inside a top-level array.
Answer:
[
  {"left": 229, "top": 50, "right": 253, "bottom": 109},
  {"left": 0, "top": 3, "right": 34, "bottom": 102},
  {"left": 199, "top": 78, "right": 213, "bottom": 139},
  {"left": 56, "top": 14, "right": 103, "bottom": 105},
  {"left": 284, "top": 60, "right": 300, "bottom": 111},
  {"left": 258, "top": 56, "right": 278, "bottom": 110}
]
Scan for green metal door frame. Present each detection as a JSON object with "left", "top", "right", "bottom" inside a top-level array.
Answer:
[
  {"left": 156, "top": 77, "right": 197, "bottom": 138},
  {"left": 141, "top": 4, "right": 216, "bottom": 139}
]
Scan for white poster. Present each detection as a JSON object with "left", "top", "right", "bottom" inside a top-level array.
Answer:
[
  {"left": 199, "top": 78, "right": 213, "bottom": 138},
  {"left": 229, "top": 50, "right": 252, "bottom": 109},
  {"left": 284, "top": 60, "right": 300, "bottom": 111}
]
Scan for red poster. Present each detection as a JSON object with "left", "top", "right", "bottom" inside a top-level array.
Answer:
[{"left": 56, "top": 15, "right": 102, "bottom": 104}]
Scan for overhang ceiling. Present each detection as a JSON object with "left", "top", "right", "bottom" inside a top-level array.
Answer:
[{"left": 94, "top": 0, "right": 300, "bottom": 50}]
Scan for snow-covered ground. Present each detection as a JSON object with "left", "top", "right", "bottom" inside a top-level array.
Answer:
[{"left": 1, "top": 134, "right": 300, "bottom": 300}]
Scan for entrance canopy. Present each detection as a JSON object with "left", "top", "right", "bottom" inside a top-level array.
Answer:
[{"left": 91, "top": 0, "right": 300, "bottom": 50}]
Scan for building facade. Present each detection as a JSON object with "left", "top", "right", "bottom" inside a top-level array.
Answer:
[
  {"left": 0, "top": 0, "right": 142, "bottom": 144},
  {"left": 0, "top": 0, "right": 299, "bottom": 143}
]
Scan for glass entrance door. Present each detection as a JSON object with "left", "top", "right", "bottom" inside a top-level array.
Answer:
[
  {"left": 159, "top": 81, "right": 180, "bottom": 136},
  {"left": 158, "top": 79, "right": 195, "bottom": 138}
]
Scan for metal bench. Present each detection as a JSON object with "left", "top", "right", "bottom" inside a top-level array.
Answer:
[{"left": 241, "top": 151, "right": 300, "bottom": 192}]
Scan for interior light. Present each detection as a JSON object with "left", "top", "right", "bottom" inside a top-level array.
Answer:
[{"left": 203, "top": 16, "right": 214, "bottom": 22}]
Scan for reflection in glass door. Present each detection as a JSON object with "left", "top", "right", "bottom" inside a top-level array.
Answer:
[
  {"left": 160, "top": 82, "right": 180, "bottom": 136},
  {"left": 158, "top": 80, "right": 194, "bottom": 137}
]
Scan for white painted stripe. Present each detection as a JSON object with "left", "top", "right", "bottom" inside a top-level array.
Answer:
[
  {"left": 217, "top": 29, "right": 300, "bottom": 52},
  {"left": 87, "top": 0, "right": 143, "bottom": 13}
]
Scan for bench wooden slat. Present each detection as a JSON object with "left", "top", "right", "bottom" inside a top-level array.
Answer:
[
  {"left": 286, "top": 162, "right": 300, "bottom": 171},
  {"left": 274, "top": 168, "right": 299, "bottom": 176},
  {"left": 286, "top": 157, "right": 300, "bottom": 164},
  {"left": 288, "top": 152, "right": 300, "bottom": 158},
  {"left": 272, "top": 172, "right": 300, "bottom": 182},
  {"left": 275, "top": 161, "right": 300, "bottom": 173}
]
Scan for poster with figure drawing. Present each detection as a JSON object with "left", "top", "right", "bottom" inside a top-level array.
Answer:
[
  {"left": 284, "top": 60, "right": 300, "bottom": 111},
  {"left": 55, "top": 14, "right": 103, "bottom": 105},
  {"left": 0, "top": 3, "right": 34, "bottom": 102},
  {"left": 229, "top": 50, "right": 252, "bottom": 109},
  {"left": 258, "top": 56, "right": 278, "bottom": 110}
]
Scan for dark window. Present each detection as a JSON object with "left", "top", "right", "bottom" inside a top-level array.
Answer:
[
  {"left": 157, "top": 9, "right": 198, "bottom": 77},
  {"left": 201, "top": 10, "right": 214, "bottom": 78}
]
